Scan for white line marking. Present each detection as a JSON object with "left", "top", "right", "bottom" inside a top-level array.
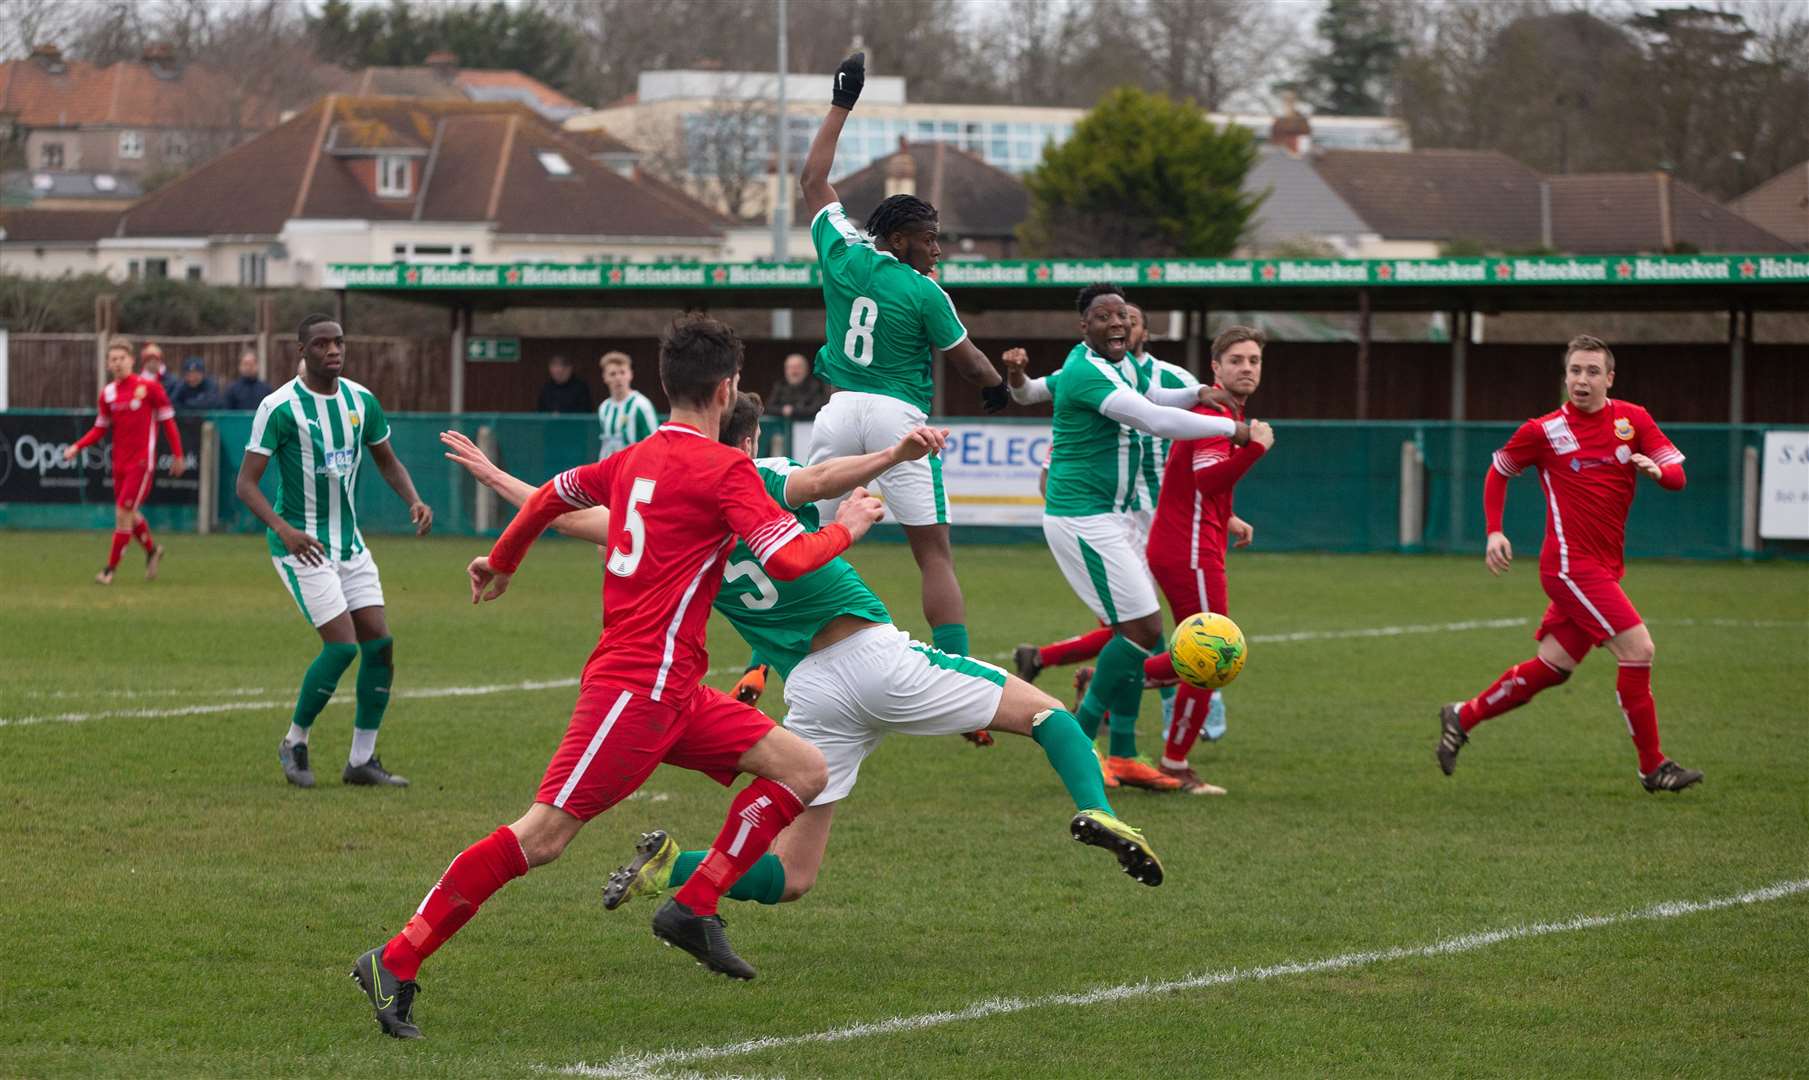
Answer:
[
  {"left": 1245, "top": 616, "right": 1527, "bottom": 644},
  {"left": 560, "top": 878, "right": 1809, "bottom": 1080}
]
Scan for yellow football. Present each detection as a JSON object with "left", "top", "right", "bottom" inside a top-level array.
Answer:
[{"left": 1169, "top": 612, "right": 1247, "bottom": 690}]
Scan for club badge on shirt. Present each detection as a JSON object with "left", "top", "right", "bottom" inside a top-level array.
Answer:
[{"left": 1614, "top": 417, "right": 1635, "bottom": 441}]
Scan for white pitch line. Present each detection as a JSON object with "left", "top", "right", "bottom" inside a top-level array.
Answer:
[{"left": 561, "top": 877, "right": 1809, "bottom": 1080}]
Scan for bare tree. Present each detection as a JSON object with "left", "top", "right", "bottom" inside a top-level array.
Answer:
[{"left": 639, "top": 75, "right": 778, "bottom": 222}]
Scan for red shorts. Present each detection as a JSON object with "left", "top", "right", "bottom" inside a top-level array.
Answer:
[
  {"left": 536, "top": 681, "right": 773, "bottom": 821},
  {"left": 1149, "top": 559, "right": 1228, "bottom": 622},
  {"left": 1536, "top": 570, "right": 1642, "bottom": 661},
  {"left": 113, "top": 461, "right": 153, "bottom": 510}
]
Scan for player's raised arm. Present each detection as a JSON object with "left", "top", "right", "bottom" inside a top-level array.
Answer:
[
  {"left": 721, "top": 454, "right": 880, "bottom": 580},
  {"left": 800, "top": 51, "right": 864, "bottom": 216},
  {"left": 780, "top": 425, "right": 950, "bottom": 505},
  {"left": 440, "top": 430, "right": 610, "bottom": 544},
  {"left": 481, "top": 458, "right": 619, "bottom": 600}
]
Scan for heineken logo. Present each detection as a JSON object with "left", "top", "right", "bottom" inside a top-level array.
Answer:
[
  {"left": 725, "top": 264, "right": 814, "bottom": 285},
  {"left": 938, "top": 263, "right": 1028, "bottom": 285},
  {"left": 608, "top": 267, "right": 623, "bottom": 284}
]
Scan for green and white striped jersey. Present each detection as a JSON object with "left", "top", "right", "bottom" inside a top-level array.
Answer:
[
  {"left": 597, "top": 390, "right": 657, "bottom": 458},
  {"left": 1044, "top": 343, "right": 1153, "bottom": 517},
  {"left": 246, "top": 377, "right": 391, "bottom": 560},
  {"left": 1131, "top": 352, "right": 1199, "bottom": 508}
]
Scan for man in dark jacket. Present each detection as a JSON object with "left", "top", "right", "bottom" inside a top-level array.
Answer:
[
  {"left": 223, "top": 350, "right": 274, "bottom": 410},
  {"left": 765, "top": 352, "right": 830, "bottom": 419},
  {"left": 535, "top": 355, "right": 593, "bottom": 413},
  {"left": 170, "top": 356, "right": 224, "bottom": 411}
]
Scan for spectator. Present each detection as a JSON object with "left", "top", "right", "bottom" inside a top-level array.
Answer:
[
  {"left": 139, "top": 342, "right": 179, "bottom": 397},
  {"left": 765, "top": 352, "right": 829, "bottom": 420},
  {"left": 223, "top": 350, "right": 274, "bottom": 410},
  {"left": 535, "top": 354, "right": 593, "bottom": 413},
  {"left": 170, "top": 356, "right": 224, "bottom": 411}
]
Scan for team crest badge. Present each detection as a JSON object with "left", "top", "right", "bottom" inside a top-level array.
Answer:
[
  {"left": 349, "top": 411, "right": 361, "bottom": 428},
  {"left": 1614, "top": 418, "right": 1634, "bottom": 441},
  {"left": 133, "top": 385, "right": 147, "bottom": 400}
]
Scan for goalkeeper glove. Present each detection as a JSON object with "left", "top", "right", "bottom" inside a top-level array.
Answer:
[
  {"left": 832, "top": 51, "right": 865, "bottom": 110},
  {"left": 980, "top": 382, "right": 1011, "bottom": 414}
]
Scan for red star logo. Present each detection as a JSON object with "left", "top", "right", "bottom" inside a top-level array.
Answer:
[
  {"left": 1146, "top": 264, "right": 1163, "bottom": 282},
  {"left": 505, "top": 268, "right": 521, "bottom": 284},
  {"left": 1739, "top": 259, "right": 1756, "bottom": 278},
  {"left": 1615, "top": 260, "right": 1633, "bottom": 280},
  {"left": 607, "top": 268, "right": 623, "bottom": 285},
  {"left": 711, "top": 267, "right": 727, "bottom": 284},
  {"left": 404, "top": 268, "right": 419, "bottom": 284},
  {"left": 1034, "top": 264, "right": 1051, "bottom": 282},
  {"left": 1493, "top": 262, "right": 1512, "bottom": 280},
  {"left": 1375, "top": 263, "right": 1393, "bottom": 281},
  {"left": 1260, "top": 263, "right": 1277, "bottom": 282}
]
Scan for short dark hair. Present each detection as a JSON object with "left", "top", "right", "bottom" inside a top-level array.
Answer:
[
  {"left": 1211, "top": 325, "right": 1265, "bottom": 362},
  {"left": 1076, "top": 282, "right": 1126, "bottom": 315},
  {"left": 865, "top": 194, "right": 938, "bottom": 245},
  {"left": 720, "top": 391, "right": 764, "bottom": 447},
  {"left": 1564, "top": 334, "right": 1615, "bottom": 372},
  {"left": 659, "top": 314, "right": 744, "bottom": 408},
  {"left": 297, "top": 312, "right": 338, "bottom": 343}
]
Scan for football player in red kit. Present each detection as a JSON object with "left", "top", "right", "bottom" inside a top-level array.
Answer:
[
  {"left": 1437, "top": 335, "right": 1701, "bottom": 793},
  {"left": 64, "top": 336, "right": 185, "bottom": 584},
  {"left": 1143, "top": 326, "right": 1274, "bottom": 794},
  {"left": 351, "top": 316, "right": 884, "bottom": 1039}
]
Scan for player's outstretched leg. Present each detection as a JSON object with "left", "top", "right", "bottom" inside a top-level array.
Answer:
[
  {"left": 350, "top": 945, "right": 422, "bottom": 1039},
  {"left": 1436, "top": 702, "right": 1468, "bottom": 775},
  {"left": 1070, "top": 810, "right": 1164, "bottom": 886},
  {"left": 602, "top": 830, "right": 681, "bottom": 910}
]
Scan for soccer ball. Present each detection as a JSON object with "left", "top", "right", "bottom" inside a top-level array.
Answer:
[{"left": 1169, "top": 612, "right": 1247, "bottom": 690}]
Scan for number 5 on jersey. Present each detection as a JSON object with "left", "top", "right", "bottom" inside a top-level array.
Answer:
[
  {"left": 608, "top": 478, "right": 654, "bottom": 577},
  {"left": 844, "top": 296, "right": 878, "bottom": 366}
]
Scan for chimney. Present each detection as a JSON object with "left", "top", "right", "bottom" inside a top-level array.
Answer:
[
  {"left": 1657, "top": 171, "right": 1675, "bottom": 252},
  {"left": 30, "top": 43, "right": 65, "bottom": 71},
  {"left": 884, "top": 137, "right": 915, "bottom": 199},
  {"left": 425, "top": 51, "right": 458, "bottom": 81},
  {"left": 141, "top": 42, "right": 173, "bottom": 63},
  {"left": 1269, "top": 92, "right": 1312, "bottom": 156}
]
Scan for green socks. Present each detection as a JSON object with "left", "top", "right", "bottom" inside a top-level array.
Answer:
[
  {"left": 1032, "top": 708, "right": 1113, "bottom": 814},
  {"left": 931, "top": 624, "right": 970, "bottom": 657},
  {"left": 671, "top": 850, "right": 786, "bottom": 905},
  {"left": 292, "top": 642, "right": 358, "bottom": 730},
  {"left": 355, "top": 636, "right": 394, "bottom": 731},
  {"left": 1107, "top": 638, "right": 1153, "bottom": 758},
  {"left": 1080, "top": 634, "right": 1148, "bottom": 751}
]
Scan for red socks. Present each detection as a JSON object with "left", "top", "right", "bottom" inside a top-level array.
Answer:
[
  {"left": 1144, "top": 651, "right": 1177, "bottom": 684},
  {"left": 673, "top": 778, "right": 804, "bottom": 916},
  {"left": 106, "top": 530, "right": 131, "bottom": 570},
  {"left": 1161, "top": 685, "right": 1214, "bottom": 767},
  {"left": 132, "top": 519, "right": 155, "bottom": 552},
  {"left": 1462, "top": 655, "right": 1568, "bottom": 730},
  {"left": 1616, "top": 662, "right": 1665, "bottom": 774},
  {"left": 1039, "top": 626, "right": 1114, "bottom": 668},
  {"left": 382, "top": 825, "right": 529, "bottom": 981}
]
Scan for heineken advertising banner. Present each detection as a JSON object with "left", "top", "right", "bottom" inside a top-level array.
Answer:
[
  {"left": 789, "top": 419, "right": 1051, "bottom": 527},
  {"left": 0, "top": 413, "right": 202, "bottom": 505},
  {"left": 326, "top": 253, "right": 1809, "bottom": 293}
]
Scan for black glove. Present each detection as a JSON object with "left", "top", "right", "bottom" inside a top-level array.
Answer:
[
  {"left": 832, "top": 51, "right": 865, "bottom": 110},
  {"left": 980, "top": 382, "right": 1011, "bottom": 414}
]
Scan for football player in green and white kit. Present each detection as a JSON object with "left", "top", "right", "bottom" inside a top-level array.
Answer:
[
  {"left": 237, "top": 314, "right": 433, "bottom": 789},
  {"left": 797, "top": 50, "right": 1011, "bottom": 673},
  {"left": 1008, "top": 284, "right": 1248, "bottom": 790},
  {"left": 439, "top": 394, "right": 1164, "bottom": 911},
  {"left": 595, "top": 350, "right": 658, "bottom": 459}
]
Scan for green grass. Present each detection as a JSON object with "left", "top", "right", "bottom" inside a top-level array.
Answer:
[{"left": 1, "top": 530, "right": 1805, "bottom": 1078}]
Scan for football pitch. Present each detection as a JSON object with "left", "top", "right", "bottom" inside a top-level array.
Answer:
[{"left": 2, "top": 530, "right": 1805, "bottom": 1078}]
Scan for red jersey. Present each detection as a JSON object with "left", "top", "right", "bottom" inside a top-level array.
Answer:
[
  {"left": 544, "top": 423, "right": 803, "bottom": 702},
  {"left": 1491, "top": 399, "right": 1683, "bottom": 578},
  {"left": 1147, "top": 395, "right": 1266, "bottom": 572},
  {"left": 81, "top": 374, "right": 178, "bottom": 467}
]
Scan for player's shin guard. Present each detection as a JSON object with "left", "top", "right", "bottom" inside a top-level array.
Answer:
[
  {"left": 1106, "top": 638, "right": 1153, "bottom": 759},
  {"left": 293, "top": 642, "right": 358, "bottom": 732},
  {"left": 1078, "top": 635, "right": 1143, "bottom": 743},
  {"left": 382, "top": 825, "right": 528, "bottom": 980},
  {"left": 1032, "top": 708, "right": 1113, "bottom": 814},
  {"left": 1161, "top": 685, "right": 1214, "bottom": 768},
  {"left": 1616, "top": 662, "right": 1665, "bottom": 774},
  {"left": 350, "top": 637, "right": 393, "bottom": 765},
  {"left": 1040, "top": 625, "right": 1113, "bottom": 668},
  {"left": 669, "top": 850, "right": 787, "bottom": 904},
  {"left": 131, "top": 519, "right": 155, "bottom": 553},
  {"left": 106, "top": 530, "right": 131, "bottom": 570},
  {"left": 931, "top": 624, "right": 970, "bottom": 657},
  {"left": 673, "top": 778, "right": 804, "bottom": 917},
  {"left": 1462, "top": 655, "right": 1569, "bottom": 730}
]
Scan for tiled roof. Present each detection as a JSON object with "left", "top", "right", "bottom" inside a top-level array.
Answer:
[
  {"left": 0, "top": 56, "right": 280, "bottom": 129},
  {"left": 456, "top": 70, "right": 586, "bottom": 114},
  {"left": 1313, "top": 149, "right": 1546, "bottom": 248},
  {"left": 0, "top": 208, "right": 121, "bottom": 242},
  {"left": 1546, "top": 173, "right": 1795, "bottom": 253},
  {"left": 833, "top": 141, "right": 1028, "bottom": 238},
  {"left": 1244, "top": 147, "right": 1372, "bottom": 247},
  {"left": 1730, "top": 162, "right": 1809, "bottom": 247},
  {"left": 116, "top": 96, "right": 723, "bottom": 240}
]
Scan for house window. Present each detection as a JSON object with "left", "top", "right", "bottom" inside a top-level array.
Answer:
[
  {"left": 185, "top": 265, "right": 203, "bottom": 281},
  {"left": 377, "top": 155, "right": 412, "bottom": 197},
  {"left": 239, "top": 252, "right": 267, "bottom": 286},
  {"left": 536, "top": 151, "right": 572, "bottom": 176},
  {"left": 119, "top": 130, "right": 144, "bottom": 159},
  {"left": 40, "top": 142, "right": 64, "bottom": 169},
  {"left": 391, "top": 242, "right": 473, "bottom": 264},
  {"left": 144, "top": 258, "right": 169, "bottom": 279},
  {"left": 161, "top": 131, "right": 189, "bottom": 159}
]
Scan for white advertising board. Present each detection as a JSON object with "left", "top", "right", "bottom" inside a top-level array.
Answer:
[
  {"left": 788, "top": 419, "right": 1052, "bottom": 526},
  {"left": 1758, "top": 431, "right": 1809, "bottom": 540}
]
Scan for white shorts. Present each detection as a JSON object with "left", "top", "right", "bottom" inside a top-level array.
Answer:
[
  {"left": 782, "top": 624, "right": 1007, "bottom": 805},
  {"left": 1042, "top": 512, "right": 1161, "bottom": 624},
  {"left": 271, "top": 547, "right": 384, "bottom": 627},
  {"left": 807, "top": 391, "right": 948, "bottom": 526},
  {"left": 1127, "top": 508, "right": 1154, "bottom": 556}
]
